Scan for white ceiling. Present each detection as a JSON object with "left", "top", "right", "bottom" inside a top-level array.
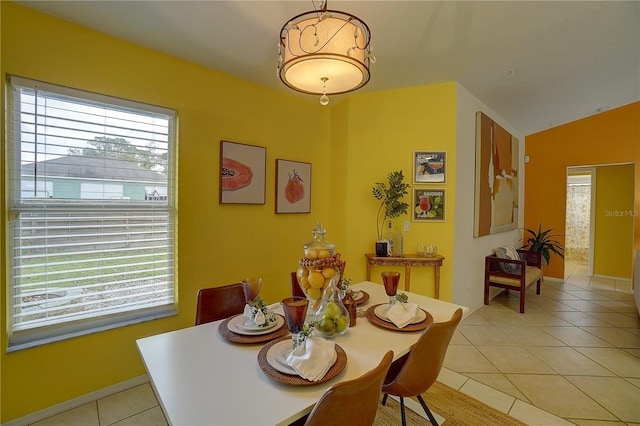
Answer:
[{"left": 17, "top": 1, "right": 640, "bottom": 135}]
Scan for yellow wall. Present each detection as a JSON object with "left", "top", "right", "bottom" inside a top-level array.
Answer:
[
  {"left": 342, "top": 84, "right": 458, "bottom": 300},
  {"left": 1, "top": 4, "right": 460, "bottom": 421},
  {"left": 525, "top": 102, "right": 640, "bottom": 279},
  {"left": 1, "top": 2, "right": 334, "bottom": 421},
  {"left": 594, "top": 164, "right": 635, "bottom": 278}
]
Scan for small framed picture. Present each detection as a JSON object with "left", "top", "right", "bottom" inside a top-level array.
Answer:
[
  {"left": 413, "top": 151, "right": 446, "bottom": 184},
  {"left": 275, "top": 159, "right": 311, "bottom": 214},
  {"left": 219, "top": 140, "right": 266, "bottom": 204},
  {"left": 412, "top": 188, "right": 446, "bottom": 222}
]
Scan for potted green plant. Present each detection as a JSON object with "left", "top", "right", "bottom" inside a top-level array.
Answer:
[
  {"left": 372, "top": 170, "right": 410, "bottom": 255},
  {"left": 520, "top": 224, "right": 565, "bottom": 265}
]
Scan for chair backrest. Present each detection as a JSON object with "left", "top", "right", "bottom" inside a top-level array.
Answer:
[
  {"left": 195, "top": 283, "right": 246, "bottom": 325},
  {"left": 290, "top": 271, "right": 306, "bottom": 298},
  {"left": 384, "top": 308, "right": 463, "bottom": 396},
  {"left": 304, "top": 350, "right": 394, "bottom": 426}
]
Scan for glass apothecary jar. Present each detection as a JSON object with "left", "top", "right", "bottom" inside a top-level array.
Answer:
[{"left": 296, "top": 222, "right": 345, "bottom": 315}]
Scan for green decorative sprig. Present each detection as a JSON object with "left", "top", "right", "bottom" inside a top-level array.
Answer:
[
  {"left": 394, "top": 293, "right": 408, "bottom": 303},
  {"left": 340, "top": 277, "right": 352, "bottom": 293},
  {"left": 248, "top": 296, "right": 276, "bottom": 325}
]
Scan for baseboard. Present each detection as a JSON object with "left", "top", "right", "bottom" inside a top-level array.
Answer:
[
  {"left": 593, "top": 274, "right": 631, "bottom": 282},
  {"left": 2, "top": 375, "right": 149, "bottom": 426}
]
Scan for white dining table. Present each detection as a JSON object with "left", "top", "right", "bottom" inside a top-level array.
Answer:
[{"left": 136, "top": 281, "right": 468, "bottom": 426}]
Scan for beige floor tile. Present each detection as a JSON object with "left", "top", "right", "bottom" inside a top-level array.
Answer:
[
  {"left": 509, "top": 399, "right": 575, "bottom": 426},
  {"left": 478, "top": 310, "right": 529, "bottom": 327},
  {"left": 443, "top": 345, "right": 499, "bottom": 373},
  {"left": 588, "top": 312, "right": 640, "bottom": 327},
  {"left": 460, "top": 311, "right": 494, "bottom": 325},
  {"left": 436, "top": 367, "right": 469, "bottom": 390},
  {"left": 465, "top": 373, "right": 529, "bottom": 401},
  {"left": 449, "top": 329, "right": 472, "bottom": 345},
  {"left": 506, "top": 374, "right": 616, "bottom": 420},
  {"left": 626, "top": 348, "right": 640, "bottom": 358},
  {"left": 476, "top": 346, "right": 555, "bottom": 374},
  {"left": 593, "top": 290, "right": 635, "bottom": 302},
  {"left": 97, "top": 384, "right": 159, "bottom": 426},
  {"left": 458, "top": 378, "right": 516, "bottom": 413},
  {"left": 561, "top": 299, "right": 613, "bottom": 312},
  {"left": 570, "top": 419, "right": 627, "bottom": 425},
  {"left": 552, "top": 311, "right": 619, "bottom": 327},
  {"left": 526, "top": 346, "right": 616, "bottom": 376},
  {"left": 565, "top": 290, "right": 615, "bottom": 301},
  {"left": 575, "top": 347, "right": 640, "bottom": 378},
  {"left": 111, "top": 406, "right": 167, "bottom": 426},
  {"left": 30, "top": 403, "right": 99, "bottom": 426},
  {"left": 457, "top": 325, "right": 514, "bottom": 346},
  {"left": 593, "top": 297, "right": 638, "bottom": 308},
  {"left": 542, "top": 326, "right": 614, "bottom": 347},
  {"left": 624, "top": 377, "right": 640, "bottom": 387},
  {"left": 566, "top": 376, "right": 640, "bottom": 423},
  {"left": 513, "top": 312, "right": 574, "bottom": 326},
  {"left": 499, "top": 326, "right": 566, "bottom": 346},
  {"left": 581, "top": 326, "right": 640, "bottom": 348}
]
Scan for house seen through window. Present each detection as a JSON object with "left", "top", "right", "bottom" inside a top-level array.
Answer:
[{"left": 6, "top": 76, "right": 177, "bottom": 351}]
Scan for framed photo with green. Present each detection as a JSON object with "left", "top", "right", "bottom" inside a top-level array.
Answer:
[{"left": 412, "top": 188, "right": 446, "bottom": 222}]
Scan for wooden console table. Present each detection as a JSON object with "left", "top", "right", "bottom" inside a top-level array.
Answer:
[{"left": 365, "top": 253, "right": 445, "bottom": 299}]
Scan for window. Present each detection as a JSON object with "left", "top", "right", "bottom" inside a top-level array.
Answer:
[{"left": 6, "top": 76, "right": 177, "bottom": 351}]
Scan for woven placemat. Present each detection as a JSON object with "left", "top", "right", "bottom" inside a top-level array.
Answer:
[
  {"left": 365, "top": 304, "right": 433, "bottom": 332},
  {"left": 218, "top": 314, "right": 288, "bottom": 344},
  {"left": 355, "top": 290, "right": 370, "bottom": 305},
  {"left": 257, "top": 336, "right": 347, "bottom": 386}
]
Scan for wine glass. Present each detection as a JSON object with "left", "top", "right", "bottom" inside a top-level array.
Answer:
[
  {"left": 241, "top": 277, "right": 262, "bottom": 303},
  {"left": 381, "top": 271, "right": 400, "bottom": 306},
  {"left": 281, "top": 296, "right": 309, "bottom": 349}
]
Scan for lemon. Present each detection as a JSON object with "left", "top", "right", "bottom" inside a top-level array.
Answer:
[
  {"left": 296, "top": 267, "right": 308, "bottom": 280},
  {"left": 308, "top": 271, "right": 325, "bottom": 288},
  {"left": 321, "top": 267, "right": 336, "bottom": 279},
  {"left": 307, "top": 287, "right": 322, "bottom": 300},
  {"left": 317, "top": 249, "right": 331, "bottom": 259},
  {"left": 305, "top": 248, "right": 318, "bottom": 260},
  {"left": 299, "top": 276, "right": 311, "bottom": 290}
]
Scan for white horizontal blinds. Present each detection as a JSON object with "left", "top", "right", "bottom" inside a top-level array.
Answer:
[{"left": 7, "top": 75, "right": 176, "bottom": 347}]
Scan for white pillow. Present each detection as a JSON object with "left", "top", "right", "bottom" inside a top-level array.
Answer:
[{"left": 495, "top": 246, "right": 522, "bottom": 274}]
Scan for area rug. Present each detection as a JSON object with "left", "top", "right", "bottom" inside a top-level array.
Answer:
[{"left": 374, "top": 381, "right": 527, "bottom": 425}]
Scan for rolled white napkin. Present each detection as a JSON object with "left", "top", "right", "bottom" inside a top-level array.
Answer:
[
  {"left": 243, "top": 304, "right": 266, "bottom": 326},
  {"left": 286, "top": 336, "right": 336, "bottom": 381},
  {"left": 386, "top": 302, "right": 419, "bottom": 328}
]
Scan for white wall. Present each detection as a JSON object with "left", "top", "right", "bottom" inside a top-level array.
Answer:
[{"left": 451, "top": 83, "right": 525, "bottom": 311}]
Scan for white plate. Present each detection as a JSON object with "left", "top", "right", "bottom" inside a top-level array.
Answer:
[
  {"left": 266, "top": 340, "right": 338, "bottom": 377},
  {"left": 374, "top": 304, "right": 426, "bottom": 325},
  {"left": 228, "top": 315, "right": 284, "bottom": 336},
  {"left": 352, "top": 291, "right": 363, "bottom": 301},
  {"left": 235, "top": 315, "right": 279, "bottom": 332}
]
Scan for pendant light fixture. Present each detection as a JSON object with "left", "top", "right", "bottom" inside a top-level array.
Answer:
[{"left": 277, "top": 0, "right": 375, "bottom": 105}]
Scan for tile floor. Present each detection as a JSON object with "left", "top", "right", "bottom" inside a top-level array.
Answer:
[{"left": 29, "top": 260, "right": 639, "bottom": 425}]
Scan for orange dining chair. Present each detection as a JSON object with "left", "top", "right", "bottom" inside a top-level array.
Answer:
[
  {"left": 291, "top": 350, "right": 393, "bottom": 426},
  {"left": 381, "top": 308, "right": 463, "bottom": 426},
  {"left": 194, "top": 283, "right": 246, "bottom": 325},
  {"left": 290, "top": 271, "right": 306, "bottom": 298}
]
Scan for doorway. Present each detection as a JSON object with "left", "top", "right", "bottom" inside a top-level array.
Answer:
[{"left": 565, "top": 168, "right": 594, "bottom": 280}]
